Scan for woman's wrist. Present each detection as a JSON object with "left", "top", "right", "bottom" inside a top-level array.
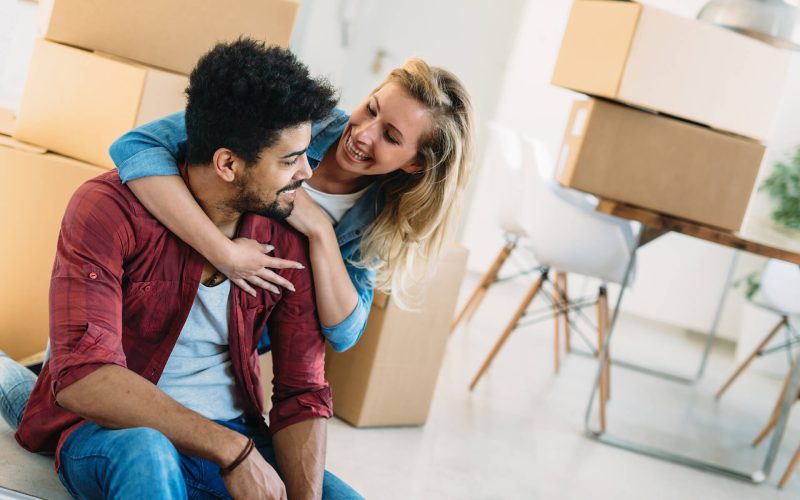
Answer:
[{"left": 305, "top": 219, "right": 335, "bottom": 242}]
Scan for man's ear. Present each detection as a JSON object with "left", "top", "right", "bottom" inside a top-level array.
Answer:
[{"left": 211, "top": 148, "right": 243, "bottom": 183}]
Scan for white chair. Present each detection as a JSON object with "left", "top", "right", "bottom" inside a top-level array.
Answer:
[
  {"left": 713, "top": 259, "right": 800, "bottom": 488},
  {"left": 455, "top": 122, "right": 638, "bottom": 427}
]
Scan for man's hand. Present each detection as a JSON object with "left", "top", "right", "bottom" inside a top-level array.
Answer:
[{"left": 223, "top": 450, "right": 287, "bottom": 500}]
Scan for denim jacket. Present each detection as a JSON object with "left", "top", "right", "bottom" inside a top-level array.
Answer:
[{"left": 109, "top": 109, "right": 379, "bottom": 352}]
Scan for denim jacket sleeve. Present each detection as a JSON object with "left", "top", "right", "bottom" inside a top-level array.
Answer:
[
  {"left": 321, "top": 260, "right": 374, "bottom": 352},
  {"left": 109, "top": 111, "right": 187, "bottom": 183}
]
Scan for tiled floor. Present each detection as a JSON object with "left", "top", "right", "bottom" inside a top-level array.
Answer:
[{"left": 2, "top": 272, "right": 799, "bottom": 499}]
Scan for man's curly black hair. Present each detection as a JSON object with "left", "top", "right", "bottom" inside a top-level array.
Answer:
[{"left": 184, "top": 38, "right": 338, "bottom": 166}]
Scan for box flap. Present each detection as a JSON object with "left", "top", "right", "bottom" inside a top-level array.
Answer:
[{"left": 552, "top": 0, "right": 641, "bottom": 97}]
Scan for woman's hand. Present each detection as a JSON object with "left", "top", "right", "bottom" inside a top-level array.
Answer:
[
  {"left": 216, "top": 238, "right": 304, "bottom": 296},
  {"left": 285, "top": 187, "right": 333, "bottom": 240}
]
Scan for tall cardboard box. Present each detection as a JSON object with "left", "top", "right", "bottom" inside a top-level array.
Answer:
[
  {"left": 556, "top": 99, "right": 765, "bottom": 232},
  {"left": 552, "top": 0, "right": 789, "bottom": 142},
  {"left": 325, "top": 245, "right": 469, "bottom": 427},
  {"left": 39, "top": 0, "right": 300, "bottom": 75},
  {"left": 0, "top": 137, "right": 105, "bottom": 360},
  {"left": 14, "top": 40, "right": 187, "bottom": 169}
]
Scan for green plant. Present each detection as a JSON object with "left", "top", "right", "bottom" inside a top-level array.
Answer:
[
  {"left": 733, "top": 270, "right": 761, "bottom": 300},
  {"left": 761, "top": 146, "right": 800, "bottom": 230}
]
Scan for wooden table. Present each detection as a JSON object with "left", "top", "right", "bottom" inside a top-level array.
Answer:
[{"left": 586, "top": 200, "right": 800, "bottom": 483}]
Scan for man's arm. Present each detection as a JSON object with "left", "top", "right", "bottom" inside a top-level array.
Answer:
[
  {"left": 267, "top": 228, "right": 335, "bottom": 499},
  {"left": 57, "top": 364, "right": 287, "bottom": 498},
  {"left": 272, "top": 418, "right": 326, "bottom": 500}
]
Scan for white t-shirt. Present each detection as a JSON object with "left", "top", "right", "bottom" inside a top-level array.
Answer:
[
  {"left": 157, "top": 280, "right": 244, "bottom": 421},
  {"left": 303, "top": 182, "right": 371, "bottom": 224}
]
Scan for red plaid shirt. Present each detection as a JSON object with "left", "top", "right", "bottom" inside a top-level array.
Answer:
[{"left": 15, "top": 168, "right": 332, "bottom": 468}]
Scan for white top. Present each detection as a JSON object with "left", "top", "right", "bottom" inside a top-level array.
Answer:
[
  {"left": 157, "top": 280, "right": 244, "bottom": 421},
  {"left": 303, "top": 182, "right": 370, "bottom": 224}
]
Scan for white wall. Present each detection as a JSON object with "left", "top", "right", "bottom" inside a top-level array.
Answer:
[{"left": 460, "top": 0, "right": 800, "bottom": 341}]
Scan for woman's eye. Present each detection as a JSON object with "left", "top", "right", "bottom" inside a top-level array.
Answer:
[
  {"left": 367, "top": 103, "right": 377, "bottom": 117},
  {"left": 384, "top": 131, "right": 399, "bottom": 145}
]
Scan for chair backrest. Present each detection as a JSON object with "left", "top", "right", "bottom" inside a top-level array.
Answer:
[
  {"left": 761, "top": 259, "right": 800, "bottom": 316},
  {"left": 487, "top": 122, "right": 531, "bottom": 238},
  {"left": 516, "top": 134, "right": 637, "bottom": 285}
]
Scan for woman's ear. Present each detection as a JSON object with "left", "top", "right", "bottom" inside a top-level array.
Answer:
[{"left": 400, "top": 163, "right": 424, "bottom": 174}]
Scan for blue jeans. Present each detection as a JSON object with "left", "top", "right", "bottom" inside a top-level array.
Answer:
[
  {"left": 0, "top": 351, "right": 37, "bottom": 428},
  {"left": 58, "top": 417, "right": 363, "bottom": 499}
]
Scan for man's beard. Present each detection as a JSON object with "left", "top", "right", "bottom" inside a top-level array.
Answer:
[{"left": 230, "top": 176, "right": 302, "bottom": 221}]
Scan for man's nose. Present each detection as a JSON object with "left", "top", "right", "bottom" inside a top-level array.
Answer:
[{"left": 297, "top": 153, "right": 312, "bottom": 180}]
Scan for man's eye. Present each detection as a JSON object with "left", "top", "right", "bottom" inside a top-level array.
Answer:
[{"left": 283, "top": 157, "right": 299, "bottom": 166}]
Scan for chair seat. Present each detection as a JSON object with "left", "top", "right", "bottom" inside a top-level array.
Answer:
[{"left": 0, "top": 420, "right": 69, "bottom": 499}]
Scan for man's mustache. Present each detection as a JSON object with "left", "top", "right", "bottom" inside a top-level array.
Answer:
[{"left": 277, "top": 180, "right": 304, "bottom": 194}]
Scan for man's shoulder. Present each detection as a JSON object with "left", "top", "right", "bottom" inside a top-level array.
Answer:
[
  {"left": 69, "top": 171, "right": 144, "bottom": 216},
  {"left": 240, "top": 215, "right": 308, "bottom": 255}
]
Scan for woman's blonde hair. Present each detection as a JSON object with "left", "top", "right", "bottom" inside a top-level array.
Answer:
[{"left": 352, "top": 59, "right": 474, "bottom": 307}]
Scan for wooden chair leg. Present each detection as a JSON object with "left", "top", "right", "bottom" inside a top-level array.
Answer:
[
  {"left": 553, "top": 271, "right": 564, "bottom": 374},
  {"left": 752, "top": 361, "right": 795, "bottom": 446},
  {"left": 779, "top": 441, "right": 800, "bottom": 489},
  {"left": 469, "top": 270, "right": 548, "bottom": 390},
  {"left": 716, "top": 316, "right": 788, "bottom": 399},
  {"left": 559, "top": 272, "right": 571, "bottom": 353},
  {"left": 451, "top": 241, "right": 516, "bottom": 333},
  {"left": 597, "top": 286, "right": 609, "bottom": 430}
]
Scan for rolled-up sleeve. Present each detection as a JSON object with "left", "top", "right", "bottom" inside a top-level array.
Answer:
[
  {"left": 321, "top": 264, "right": 374, "bottom": 352},
  {"left": 48, "top": 180, "right": 132, "bottom": 397},
  {"left": 109, "top": 111, "right": 187, "bottom": 183},
  {"left": 267, "top": 232, "right": 333, "bottom": 435}
]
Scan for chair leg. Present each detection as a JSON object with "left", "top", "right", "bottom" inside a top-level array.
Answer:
[
  {"left": 600, "top": 287, "right": 611, "bottom": 402},
  {"left": 553, "top": 271, "right": 564, "bottom": 374},
  {"left": 716, "top": 316, "right": 789, "bottom": 399},
  {"left": 451, "top": 240, "right": 516, "bottom": 333},
  {"left": 752, "top": 361, "right": 796, "bottom": 447},
  {"left": 597, "top": 286, "right": 609, "bottom": 430},
  {"left": 558, "top": 272, "right": 571, "bottom": 353},
  {"left": 779, "top": 441, "right": 800, "bottom": 489},
  {"left": 469, "top": 270, "right": 548, "bottom": 390}
]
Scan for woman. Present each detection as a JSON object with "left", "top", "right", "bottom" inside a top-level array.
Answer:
[{"left": 109, "top": 59, "right": 474, "bottom": 352}]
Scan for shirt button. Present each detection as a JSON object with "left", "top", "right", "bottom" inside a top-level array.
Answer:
[
  {"left": 256, "top": 306, "right": 264, "bottom": 313},
  {"left": 88, "top": 272, "right": 97, "bottom": 280},
  {"left": 144, "top": 285, "right": 152, "bottom": 292}
]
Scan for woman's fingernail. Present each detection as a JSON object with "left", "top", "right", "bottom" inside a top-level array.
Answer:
[
  {"left": 296, "top": 264, "right": 305, "bottom": 269},
  {"left": 266, "top": 245, "right": 274, "bottom": 252},
  {"left": 288, "top": 285, "right": 296, "bottom": 292}
]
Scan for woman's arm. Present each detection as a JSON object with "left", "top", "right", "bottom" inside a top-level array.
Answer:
[
  {"left": 127, "top": 176, "right": 301, "bottom": 295},
  {"left": 110, "top": 113, "right": 302, "bottom": 295},
  {"left": 285, "top": 189, "right": 367, "bottom": 347}
]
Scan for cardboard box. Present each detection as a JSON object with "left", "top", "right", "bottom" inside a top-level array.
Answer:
[
  {"left": 325, "top": 245, "right": 469, "bottom": 427},
  {"left": 552, "top": 0, "right": 789, "bottom": 142},
  {"left": 0, "top": 108, "right": 15, "bottom": 136},
  {"left": 556, "top": 99, "right": 765, "bottom": 232},
  {"left": 39, "top": 0, "right": 300, "bottom": 75},
  {"left": 14, "top": 40, "right": 187, "bottom": 169},
  {"left": 0, "top": 137, "right": 105, "bottom": 361}
]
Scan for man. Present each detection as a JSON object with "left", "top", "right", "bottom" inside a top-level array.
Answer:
[{"left": 14, "top": 39, "right": 359, "bottom": 499}]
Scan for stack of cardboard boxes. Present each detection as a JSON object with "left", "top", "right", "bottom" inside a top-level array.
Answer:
[
  {"left": 0, "top": 0, "right": 299, "bottom": 361},
  {"left": 551, "top": 0, "right": 790, "bottom": 232}
]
